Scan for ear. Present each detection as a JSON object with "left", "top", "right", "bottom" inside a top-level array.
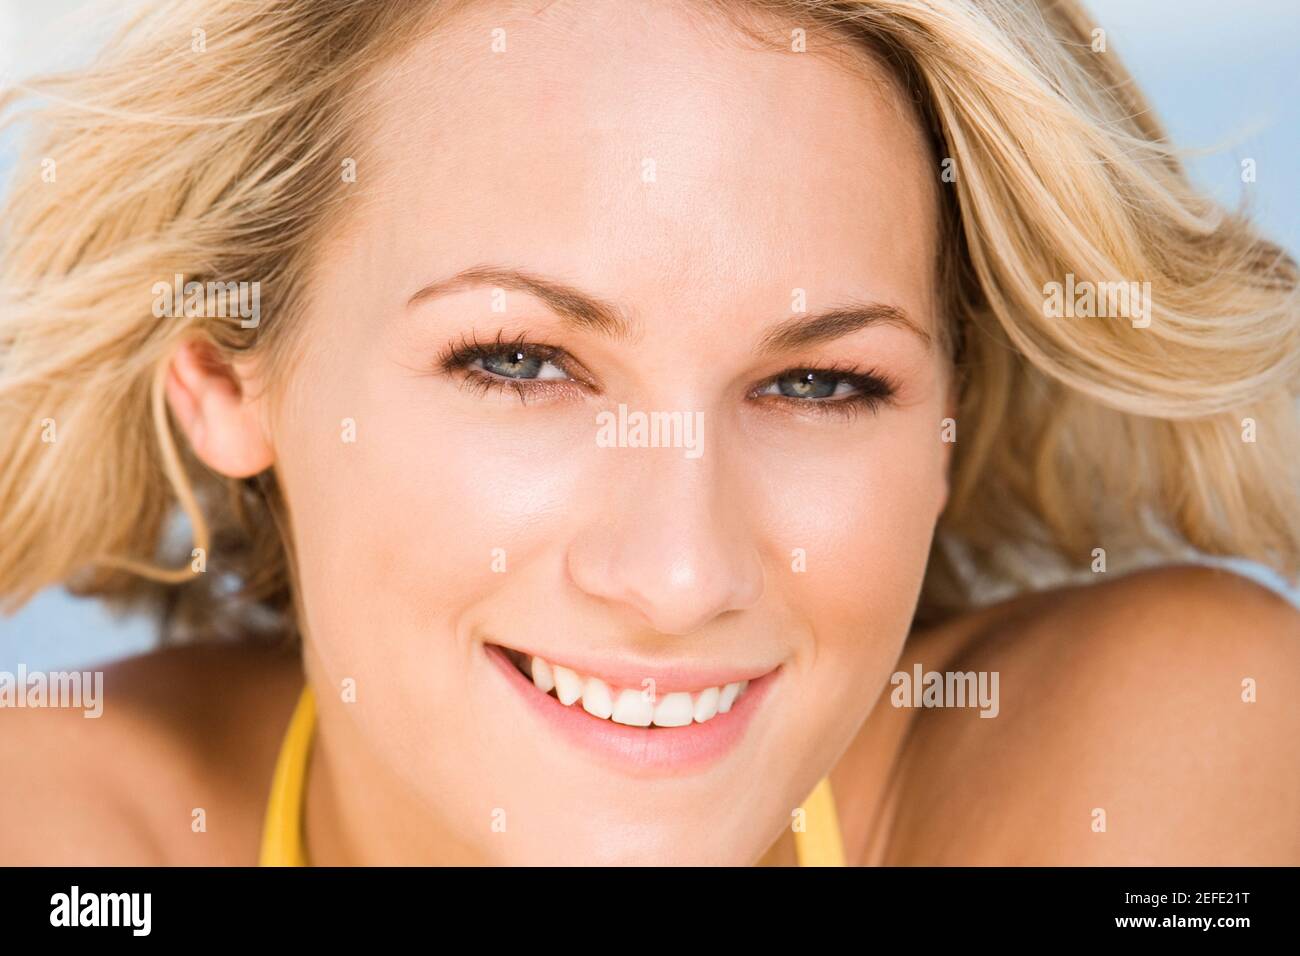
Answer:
[{"left": 164, "top": 337, "right": 273, "bottom": 478}]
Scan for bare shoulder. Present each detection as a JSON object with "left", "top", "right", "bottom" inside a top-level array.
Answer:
[
  {"left": 0, "top": 639, "right": 302, "bottom": 864},
  {"left": 887, "top": 564, "right": 1300, "bottom": 864}
]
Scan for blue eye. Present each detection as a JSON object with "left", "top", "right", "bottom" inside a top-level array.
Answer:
[
  {"left": 762, "top": 370, "right": 857, "bottom": 400},
  {"left": 437, "top": 332, "right": 898, "bottom": 418},
  {"left": 751, "top": 365, "right": 898, "bottom": 418},
  {"left": 477, "top": 348, "right": 567, "bottom": 381},
  {"left": 437, "top": 333, "right": 585, "bottom": 404}
]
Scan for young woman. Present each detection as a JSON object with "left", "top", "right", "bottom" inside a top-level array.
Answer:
[{"left": 1, "top": 0, "right": 1297, "bottom": 866}]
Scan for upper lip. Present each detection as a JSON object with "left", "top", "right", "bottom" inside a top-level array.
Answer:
[{"left": 488, "top": 639, "right": 780, "bottom": 694}]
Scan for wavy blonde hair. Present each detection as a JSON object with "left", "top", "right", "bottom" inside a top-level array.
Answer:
[{"left": 1, "top": 0, "right": 1297, "bottom": 639}]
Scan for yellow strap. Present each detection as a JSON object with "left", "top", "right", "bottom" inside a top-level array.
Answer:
[
  {"left": 259, "top": 683, "right": 315, "bottom": 866},
  {"left": 793, "top": 774, "right": 847, "bottom": 866},
  {"left": 259, "top": 683, "right": 846, "bottom": 866}
]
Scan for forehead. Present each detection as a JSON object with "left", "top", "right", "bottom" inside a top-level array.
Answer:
[{"left": 339, "top": 0, "right": 940, "bottom": 331}]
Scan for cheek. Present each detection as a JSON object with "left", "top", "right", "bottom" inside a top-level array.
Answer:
[
  {"left": 751, "top": 404, "right": 947, "bottom": 671},
  {"left": 736, "top": 398, "right": 949, "bottom": 807},
  {"left": 272, "top": 355, "right": 591, "bottom": 676}
]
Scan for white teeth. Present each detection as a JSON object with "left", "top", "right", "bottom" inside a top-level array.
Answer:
[
  {"left": 652, "top": 692, "right": 694, "bottom": 727},
  {"left": 509, "top": 648, "right": 756, "bottom": 728},
  {"left": 531, "top": 656, "right": 555, "bottom": 694},
  {"left": 581, "top": 676, "right": 614, "bottom": 719},
  {"left": 553, "top": 665, "right": 583, "bottom": 706},
  {"left": 693, "top": 686, "right": 720, "bottom": 723},
  {"left": 611, "top": 688, "right": 654, "bottom": 727}
]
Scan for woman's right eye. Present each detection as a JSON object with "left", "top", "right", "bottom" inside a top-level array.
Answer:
[
  {"left": 436, "top": 335, "right": 592, "bottom": 404},
  {"left": 475, "top": 347, "right": 569, "bottom": 381}
]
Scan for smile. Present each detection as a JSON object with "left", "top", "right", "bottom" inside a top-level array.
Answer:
[
  {"left": 500, "top": 645, "right": 753, "bottom": 727},
  {"left": 483, "top": 641, "right": 780, "bottom": 775}
]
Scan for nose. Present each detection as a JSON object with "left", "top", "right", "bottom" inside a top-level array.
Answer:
[{"left": 565, "top": 441, "right": 765, "bottom": 636}]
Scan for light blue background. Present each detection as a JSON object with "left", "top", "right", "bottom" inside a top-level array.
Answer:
[{"left": 1, "top": 0, "right": 1297, "bottom": 669}]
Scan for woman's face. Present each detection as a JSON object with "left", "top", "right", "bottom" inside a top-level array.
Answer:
[{"left": 268, "top": 0, "right": 951, "bottom": 864}]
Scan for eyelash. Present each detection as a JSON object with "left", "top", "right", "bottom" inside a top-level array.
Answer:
[
  {"left": 751, "top": 361, "right": 898, "bottom": 420},
  {"left": 436, "top": 332, "right": 899, "bottom": 419},
  {"left": 438, "top": 331, "right": 585, "bottom": 405}
]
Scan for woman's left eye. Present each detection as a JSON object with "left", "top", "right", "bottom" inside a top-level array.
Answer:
[
  {"left": 757, "top": 370, "right": 859, "bottom": 400},
  {"left": 752, "top": 367, "right": 896, "bottom": 412}
]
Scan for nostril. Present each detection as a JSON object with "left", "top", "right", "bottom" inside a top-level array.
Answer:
[{"left": 563, "top": 492, "right": 766, "bottom": 634}]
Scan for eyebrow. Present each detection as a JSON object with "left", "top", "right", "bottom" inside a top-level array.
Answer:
[
  {"left": 408, "top": 265, "right": 638, "bottom": 340},
  {"left": 756, "top": 303, "right": 932, "bottom": 354},
  {"left": 408, "top": 265, "right": 931, "bottom": 353}
]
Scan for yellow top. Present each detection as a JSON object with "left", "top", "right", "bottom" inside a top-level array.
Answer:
[
  {"left": 260, "top": 684, "right": 845, "bottom": 866},
  {"left": 257, "top": 683, "right": 315, "bottom": 867}
]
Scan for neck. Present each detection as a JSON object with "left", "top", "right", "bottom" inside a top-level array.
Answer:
[{"left": 303, "top": 687, "right": 495, "bottom": 865}]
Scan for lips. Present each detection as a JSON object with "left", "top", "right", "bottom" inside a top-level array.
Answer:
[{"left": 483, "top": 641, "right": 780, "bottom": 776}]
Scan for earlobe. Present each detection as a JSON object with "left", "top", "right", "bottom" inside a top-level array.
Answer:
[{"left": 164, "top": 338, "right": 273, "bottom": 478}]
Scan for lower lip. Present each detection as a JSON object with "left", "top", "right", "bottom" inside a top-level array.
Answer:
[{"left": 484, "top": 643, "right": 778, "bottom": 777}]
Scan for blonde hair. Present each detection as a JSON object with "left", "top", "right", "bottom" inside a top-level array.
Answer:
[{"left": 1, "top": 0, "right": 1297, "bottom": 638}]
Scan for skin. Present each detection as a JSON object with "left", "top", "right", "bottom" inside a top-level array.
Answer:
[{"left": 3, "top": 0, "right": 1299, "bottom": 865}]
